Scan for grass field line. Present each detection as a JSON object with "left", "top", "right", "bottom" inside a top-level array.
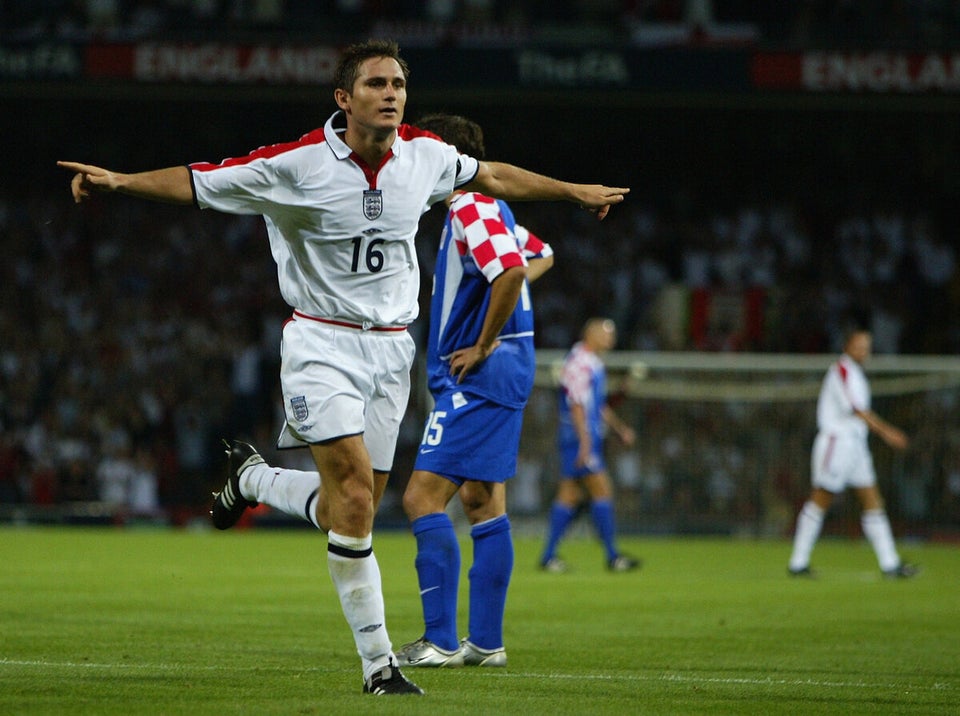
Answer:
[
  {"left": 1, "top": 658, "right": 949, "bottom": 692},
  {"left": 493, "top": 671, "right": 951, "bottom": 692}
]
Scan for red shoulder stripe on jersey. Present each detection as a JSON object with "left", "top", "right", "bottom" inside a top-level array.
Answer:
[
  {"left": 838, "top": 362, "right": 848, "bottom": 382},
  {"left": 189, "top": 127, "right": 327, "bottom": 172},
  {"left": 400, "top": 123, "right": 445, "bottom": 142}
]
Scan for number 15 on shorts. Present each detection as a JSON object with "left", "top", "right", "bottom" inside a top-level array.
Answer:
[{"left": 421, "top": 410, "right": 447, "bottom": 447}]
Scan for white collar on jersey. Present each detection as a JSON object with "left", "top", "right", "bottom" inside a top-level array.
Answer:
[{"left": 324, "top": 110, "right": 403, "bottom": 161}]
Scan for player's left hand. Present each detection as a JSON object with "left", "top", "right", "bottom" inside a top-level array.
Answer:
[
  {"left": 883, "top": 426, "right": 909, "bottom": 450},
  {"left": 575, "top": 185, "right": 630, "bottom": 220},
  {"left": 449, "top": 341, "right": 500, "bottom": 383}
]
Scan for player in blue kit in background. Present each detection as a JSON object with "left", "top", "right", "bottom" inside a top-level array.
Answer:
[
  {"left": 540, "top": 318, "right": 641, "bottom": 573},
  {"left": 394, "top": 114, "right": 553, "bottom": 669}
]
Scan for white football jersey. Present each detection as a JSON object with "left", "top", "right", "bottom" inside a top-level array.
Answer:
[
  {"left": 816, "top": 354, "right": 870, "bottom": 439},
  {"left": 190, "top": 111, "right": 480, "bottom": 326}
]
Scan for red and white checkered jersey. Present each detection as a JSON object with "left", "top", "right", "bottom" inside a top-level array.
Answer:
[
  {"left": 816, "top": 354, "right": 870, "bottom": 439},
  {"left": 514, "top": 223, "right": 551, "bottom": 261},
  {"left": 426, "top": 192, "right": 550, "bottom": 406},
  {"left": 450, "top": 193, "right": 535, "bottom": 281},
  {"left": 561, "top": 342, "right": 604, "bottom": 408},
  {"left": 189, "top": 111, "right": 480, "bottom": 326}
]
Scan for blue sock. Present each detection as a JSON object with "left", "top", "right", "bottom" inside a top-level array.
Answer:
[
  {"left": 541, "top": 503, "right": 576, "bottom": 564},
  {"left": 468, "top": 515, "right": 512, "bottom": 650},
  {"left": 590, "top": 499, "right": 618, "bottom": 562},
  {"left": 412, "top": 512, "right": 460, "bottom": 651}
]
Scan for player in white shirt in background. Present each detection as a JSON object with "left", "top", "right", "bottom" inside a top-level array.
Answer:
[
  {"left": 58, "top": 40, "right": 628, "bottom": 696},
  {"left": 788, "top": 327, "right": 918, "bottom": 579}
]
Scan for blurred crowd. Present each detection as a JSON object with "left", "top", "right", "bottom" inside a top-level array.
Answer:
[
  {"left": 520, "top": 195, "right": 959, "bottom": 355},
  {"left": 1, "top": 183, "right": 958, "bottom": 525},
  {"left": 4, "top": 1, "right": 960, "bottom": 49},
  {"left": 0, "top": 194, "right": 290, "bottom": 521}
]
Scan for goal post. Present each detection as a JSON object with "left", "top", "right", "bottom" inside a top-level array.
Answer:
[{"left": 517, "top": 351, "right": 960, "bottom": 538}]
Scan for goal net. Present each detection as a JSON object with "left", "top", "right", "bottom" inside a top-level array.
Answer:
[{"left": 513, "top": 351, "right": 960, "bottom": 539}]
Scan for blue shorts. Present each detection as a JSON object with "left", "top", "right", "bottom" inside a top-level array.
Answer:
[
  {"left": 413, "top": 390, "right": 524, "bottom": 485},
  {"left": 558, "top": 439, "right": 606, "bottom": 479}
]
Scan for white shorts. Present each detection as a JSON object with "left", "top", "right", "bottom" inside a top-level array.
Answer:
[
  {"left": 276, "top": 313, "right": 415, "bottom": 472},
  {"left": 810, "top": 432, "right": 876, "bottom": 493}
]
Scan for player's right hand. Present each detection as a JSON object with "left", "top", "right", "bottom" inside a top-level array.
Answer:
[
  {"left": 57, "top": 161, "right": 119, "bottom": 203},
  {"left": 448, "top": 340, "right": 500, "bottom": 383},
  {"left": 575, "top": 443, "right": 592, "bottom": 469}
]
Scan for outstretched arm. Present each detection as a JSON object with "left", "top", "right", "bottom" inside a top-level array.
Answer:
[
  {"left": 57, "top": 162, "right": 194, "bottom": 205},
  {"left": 464, "top": 161, "right": 629, "bottom": 220}
]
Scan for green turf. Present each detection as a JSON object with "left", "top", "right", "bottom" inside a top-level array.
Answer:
[{"left": 0, "top": 526, "right": 956, "bottom": 715}]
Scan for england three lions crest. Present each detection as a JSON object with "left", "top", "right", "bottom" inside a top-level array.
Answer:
[
  {"left": 363, "top": 190, "right": 383, "bottom": 220},
  {"left": 290, "top": 395, "right": 309, "bottom": 423}
]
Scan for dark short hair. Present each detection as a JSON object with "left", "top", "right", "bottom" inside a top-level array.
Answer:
[
  {"left": 415, "top": 113, "right": 486, "bottom": 159},
  {"left": 334, "top": 39, "right": 409, "bottom": 93},
  {"left": 843, "top": 325, "right": 871, "bottom": 346}
]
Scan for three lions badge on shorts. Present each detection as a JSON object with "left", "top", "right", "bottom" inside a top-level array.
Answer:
[{"left": 290, "top": 395, "right": 309, "bottom": 423}]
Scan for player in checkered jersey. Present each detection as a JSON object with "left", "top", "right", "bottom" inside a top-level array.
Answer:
[
  {"left": 539, "top": 318, "right": 641, "bottom": 573},
  {"left": 393, "top": 114, "right": 553, "bottom": 669},
  {"left": 58, "top": 40, "right": 626, "bottom": 695}
]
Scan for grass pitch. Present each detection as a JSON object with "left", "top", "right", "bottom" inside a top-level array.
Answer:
[{"left": 0, "top": 526, "right": 957, "bottom": 715}]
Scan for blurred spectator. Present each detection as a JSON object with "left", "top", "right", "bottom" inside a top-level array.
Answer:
[
  {"left": 0, "top": 433, "right": 25, "bottom": 503},
  {"left": 96, "top": 439, "right": 136, "bottom": 507},
  {"left": 129, "top": 444, "right": 160, "bottom": 515}
]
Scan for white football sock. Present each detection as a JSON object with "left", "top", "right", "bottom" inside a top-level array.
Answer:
[
  {"left": 861, "top": 508, "right": 900, "bottom": 571},
  {"left": 327, "top": 531, "right": 393, "bottom": 681},
  {"left": 789, "top": 501, "right": 825, "bottom": 570},
  {"left": 240, "top": 464, "right": 322, "bottom": 529}
]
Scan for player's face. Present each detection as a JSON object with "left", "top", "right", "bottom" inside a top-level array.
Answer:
[
  {"left": 600, "top": 325, "right": 617, "bottom": 352},
  {"left": 846, "top": 332, "right": 872, "bottom": 363},
  {"left": 589, "top": 320, "right": 617, "bottom": 353},
  {"left": 337, "top": 56, "right": 407, "bottom": 137}
]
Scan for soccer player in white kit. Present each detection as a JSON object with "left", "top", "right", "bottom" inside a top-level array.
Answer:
[
  {"left": 58, "top": 40, "right": 629, "bottom": 695},
  {"left": 787, "top": 328, "right": 917, "bottom": 579}
]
